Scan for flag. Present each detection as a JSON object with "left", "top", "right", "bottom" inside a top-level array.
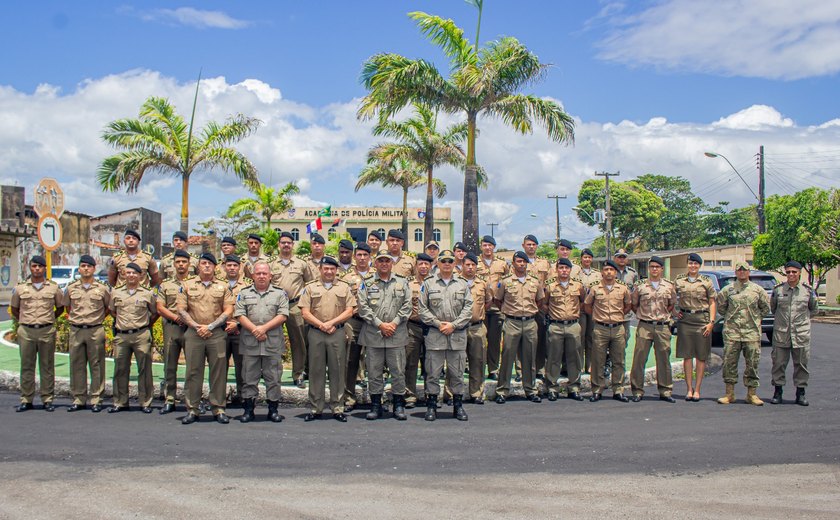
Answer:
[
  {"left": 318, "top": 205, "right": 332, "bottom": 217},
  {"left": 331, "top": 217, "right": 346, "bottom": 227},
  {"left": 306, "top": 217, "right": 322, "bottom": 234}
]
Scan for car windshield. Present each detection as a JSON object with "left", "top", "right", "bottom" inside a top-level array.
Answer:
[
  {"left": 719, "top": 276, "right": 777, "bottom": 291},
  {"left": 50, "top": 268, "right": 73, "bottom": 279}
]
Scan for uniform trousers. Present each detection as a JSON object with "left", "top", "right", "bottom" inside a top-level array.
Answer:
[
  {"left": 591, "top": 323, "right": 626, "bottom": 394},
  {"left": 496, "top": 317, "right": 538, "bottom": 398},
  {"left": 535, "top": 312, "right": 547, "bottom": 376},
  {"left": 771, "top": 345, "right": 810, "bottom": 388},
  {"left": 546, "top": 321, "right": 581, "bottom": 393},
  {"left": 162, "top": 321, "right": 187, "bottom": 403},
  {"left": 722, "top": 338, "right": 761, "bottom": 388},
  {"left": 405, "top": 322, "right": 425, "bottom": 403},
  {"left": 630, "top": 321, "right": 673, "bottom": 397},
  {"left": 579, "top": 312, "right": 594, "bottom": 371},
  {"left": 112, "top": 329, "right": 153, "bottom": 407},
  {"left": 225, "top": 332, "right": 244, "bottom": 397},
  {"left": 286, "top": 303, "right": 307, "bottom": 380},
  {"left": 241, "top": 354, "right": 283, "bottom": 401},
  {"left": 485, "top": 310, "right": 503, "bottom": 376},
  {"left": 17, "top": 324, "right": 56, "bottom": 405},
  {"left": 307, "top": 327, "right": 346, "bottom": 414},
  {"left": 68, "top": 325, "right": 106, "bottom": 406},
  {"left": 467, "top": 323, "right": 488, "bottom": 398},
  {"left": 343, "top": 317, "right": 364, "bottom": 406},
  {"left": 425, "top": 349, "right": 466, "bottom": 396},
  {"left": 366, "top": 346, "right": 406, "bottom": 396},
  {"left": 184, "top": 328, "right": 227, "bottom": 415}
]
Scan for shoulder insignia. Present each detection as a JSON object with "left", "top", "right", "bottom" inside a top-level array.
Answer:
[
  {"left": 571, "top": 277, "right": 582, "bottom": 284},
  {"left": 114, "top": 251, "right": 125, "bottom": 259},
  {"left": 527, "top": 273, "right": 540, "bottom": 280},
  {"left": 501, "top": 274, "right": 512, "bottom": 280},
  {"left": 336, "top": 278, "right": 350, "bottom": 286},
  {"left": 774, "top": 282, "right": 784, "bottom": 289},
  {"left": 364, "top": 274, "right": 375, "bottom": 281},
  {"left": 545, "top": 277, "right": 556, "bottom": 285},
  {"left": 305, "top": 279, "right": 318, "bottom": 286},
  {"left": 700, "top": 274, "right": 711, "bottom": 281},
  {"left": 114, "top": 283, "right": 126, "bottom": 290},
  {"left": 616, "top": 279, "right": 627, "bottom": 286},
  {"left": 675, "top": 273, "right": 687, "bottom": 280},
  {"left": 162, "top": 252, "right": 173, "bottom": 260},
  {"left": 634, "top": 279, "right": 646, "bottom": 287},
  {"left": 394, "top": 274, "right": 406, "bottom": 280},
  {"left": 589, "top": 280, "right": 601, "bottom": 287},
  {"left": 802, "top": 282, "right": 812, "bottom": 290},
  {"left": 403, "top": 251, "right": 416, "bottom": 258},
  {"left": 627, "top": 266, "right": 637, "bottom": 272}
]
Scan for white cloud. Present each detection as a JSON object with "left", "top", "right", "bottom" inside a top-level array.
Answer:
[
  {"left": 595, "top": 0, "right": 840, "bottom": 80},
  {"left": 139, "top": 7, "right": 252, "bottom": 30}
]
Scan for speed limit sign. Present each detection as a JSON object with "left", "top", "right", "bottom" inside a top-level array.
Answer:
[{"left": 37, "top": 214, "right": 63, "bottom": 251}]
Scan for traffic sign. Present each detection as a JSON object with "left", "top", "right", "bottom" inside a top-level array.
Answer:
[
  {"left": 37, "top": 214, "right": 62, "bottom": 251},
  {"left": 34, "top": 178, "right": 65, "bottom": 218}
]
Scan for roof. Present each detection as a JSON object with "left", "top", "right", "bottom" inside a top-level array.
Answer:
[
  {"left": 0, "top": 223, "right": 36, "bottom": 237},
  {"left": 604, "top": 244, "right": 754, "bottom": 261},
  {"left": 90, "top": 207, "right": 158, "bottom": 220}
]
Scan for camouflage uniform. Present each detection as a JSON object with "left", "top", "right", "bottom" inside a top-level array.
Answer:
[
  {"left": 717, "top": 280, "right": 771, "bottom": 388},
  {"left": 770, "top": 281, "right": 818, "bottom": 388}
]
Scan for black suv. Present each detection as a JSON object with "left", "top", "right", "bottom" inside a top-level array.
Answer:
[{"left": 699, "top": 270, "right": 777, "bottom": 346}]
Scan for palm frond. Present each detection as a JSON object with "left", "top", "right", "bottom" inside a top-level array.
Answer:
[
  {"left": 97, "top": 151, "right": 179, "bottom": 192},
  {"left": 479, "top": 37, "right": 547, "bottom": 96},
  {"left": 101, "top": 118, "right": 173, "bottom": 154},
  {"left": 200, "top": 147, "right": 260, "bottom": 186},
  {"left": 201, "top": 114, "right": 262, "bottom": 148},
  {"left": 358, "top": 54, "right": 448, "bottom": 120},
  {"left": 485, "top": 94, "right": 575, "bottom": 143},
  {"left": 409, "top": 11, "right": 476, "bottom": 67}
]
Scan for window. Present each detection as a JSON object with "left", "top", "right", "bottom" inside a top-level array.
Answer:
[
  {"left": 414, "top": 228, "right": 423, "bottom": 242},
  {"left": 433, "top": 228, "right": 441, "bottom": 242},
  {"left": 328, "top": 227, "right": 337, "bottom": 240},
  {"left": 290, "top": 228, "right": 299, "bottom": 241}
]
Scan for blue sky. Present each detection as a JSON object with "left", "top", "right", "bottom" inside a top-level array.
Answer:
[{"left": 2, "top": 0, "right": 839, "bottom": 248}]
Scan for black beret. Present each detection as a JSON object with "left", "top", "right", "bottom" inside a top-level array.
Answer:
[
  {"left": 125, "top": 262, "right": 142, "bottom": 273},
  {"left": 464, "top": 252, "right": 478, "bottom": 264},
  {"left": 416, "top": 253, "right": 434, "bottom": 263},
  {"left": 247, "top": 233, "right": 263, "bottom": 243},
  {"left": 279, "top": 231, "right": 294, "bottom": 241},
  {"left": 338, "top": 239, "right": 354, "bottom": 250},
  {"left": 785, "top": 260, "right": 803, "bottom": 270},
  {"left": 523, "top": 234, "right": 538, "bottom": 245},
  {"left": 79, "top": 254, "right": 96, "bottom": 267},
  {"left": 557, "top": 239, "right": 573, "bottom": 250},
  {"left": 481, "top": 235, "right": 496, "bottom": 246},
  {"left": 320, "top": 256, "right": 339, "bottom": 267},
  {"left": 581, "top": 248, "right": 594, "bottom": 258},
  {"left": 368, "top": 230, "right": 383, "bottom": 239},
  {"left": 200, "top": 253, "right": 217, "bottom": 265},
  {"left": 224, "top": 254, "right": 241, "bottom": 265},
  {"left": 649, "top": 256, "right": 665, "bottom": 267},
  {"left": 30, "top": 255, "right": 47, "bottom": 267},
  {"left": 172, "top": 231, "right": 188, "bottom": 241},
  {"left": 355, "top": 243, "right": 371, "bottom": 253},
  {"left": 173, "top": 249, "right": 191, "bottom": 259},
  {"left": 125, "top": 229, "right": 141, "bottom": 240},
  {"left": 221, "top": 236, "right": 237, "bottom": 246},
  {"left": 513, "top": 251, "right": 529, "bottom": 262},
  {"left": 687, "top": 253, "right": 703, "bottom": 264},
  {"left": 603, "top": 260, "right": 619, "bottom": 271},
  {"left": 454, "top": 242, "right": 467, "bottom": 251},
  {"left": 557, "top": 258, "right": 573, "bottom": 268},
  {"left": 387, "top": 229, "right": 405, "bottom": 241},
  {"left": 310, "top": 233, "right": 325, "bottom": 244}
]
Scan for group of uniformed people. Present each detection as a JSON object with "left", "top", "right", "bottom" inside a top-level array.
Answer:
[{"left": 10, "top": 227, "right": 817, "bottom": 421}]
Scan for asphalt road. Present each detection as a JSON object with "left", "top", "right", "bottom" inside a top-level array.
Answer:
[{"left": 2, "top": 324, "right": 839, "bottom": 519}]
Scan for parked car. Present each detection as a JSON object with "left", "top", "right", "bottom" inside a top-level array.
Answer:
[
  {"left": 700, "top": 270, "right": 777, "bottom": 346},
  {"left": 49, "top": 265, "right": 79, "bottom": 289}
]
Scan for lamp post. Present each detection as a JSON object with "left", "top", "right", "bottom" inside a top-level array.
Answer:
[{"left": 704, "top": 151, "right": 764, "bottom": 233}]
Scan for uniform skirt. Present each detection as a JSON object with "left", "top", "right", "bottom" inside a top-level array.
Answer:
[{"left": 676, "top": 311, "right": 712, "bottom": 361}]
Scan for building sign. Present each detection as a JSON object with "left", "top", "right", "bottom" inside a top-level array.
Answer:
[{"left": 288, "top": 207, "right": 451, "bottom": 222}]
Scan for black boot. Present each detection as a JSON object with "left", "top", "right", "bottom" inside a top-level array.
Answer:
[
  {"left": 240, "top": 398, "right": 256, "bottom": 423},
  {"left": 453, "top": 394, "right": 468, "bottom": 421},
  {"left": 392, "top": 394, "right": 407, "bottom": 421},
  {"left": 424, "top": 394, "right": 437, "bottom": 421},
  {"left": 795, "top": 387, "right": 809, "bottom": 407},
  {"left": 267, "top": 400, "right": 284, "bottom": 422},
  {"left": 770, "top": 386, "right": 783, "bottom": 405},
  {"left": 366, "top": 394, "right": 383, "bottom": 420}
]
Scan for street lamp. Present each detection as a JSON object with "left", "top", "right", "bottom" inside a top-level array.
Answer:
[
  {"left": 572, "top": 206, "right": 596, "bottom": 224},
  {"left": 704, "top": 151, "right": 764, "bottom": 233}
]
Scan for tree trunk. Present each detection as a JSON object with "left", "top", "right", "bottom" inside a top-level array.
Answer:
[
  {"left": 424, "top": 165, "right": 434, "bottom": 249},
  {"left": 180, "top": 175, "right": 190, "bottom": 234},
  {"left": 462, "top": 111, "right": 479, "bottom": 253},
  {"left": 401, "top": 187, "right": 409, "bottom": 251}
]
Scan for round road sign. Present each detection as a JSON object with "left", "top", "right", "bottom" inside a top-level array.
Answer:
[{"left": 37, "top": 214, "right": 63, "bottom": 251}]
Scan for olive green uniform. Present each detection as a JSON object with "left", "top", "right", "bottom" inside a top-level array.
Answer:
[
  {"left": 109, "top": 284, "right": 157, "bottom": 408},
  {"left": 234, "top": 284, "right": 289, "bottom": 401},
  {"left": 544, "top": 277, "right": 585, "bottom": 393},
  {"left": 494, "top": 273, "right": 545, "bottom": 398},
  {"left": 770, "top": 282, "right": 818, "bottom": 388},
  {"left": 630, "top": 278, "right": 677, "bottom": 398},
  {"left": 674, "top": 274, "right": 716, "bottom": 361},
  {"left": 269, "top": 255, "right": 309, "bottom": 381},
  {"left": 585, "top": 280, "right": 631, "bottom": 395},
  {"left": 64, "top": 279, "right": 111, "bottom": 406},
  {"left": 157, "top": 277, "right": 190, "bottom": 403},
  {"left": 717, "top": 280, "right": 771, "bottom": 388}
]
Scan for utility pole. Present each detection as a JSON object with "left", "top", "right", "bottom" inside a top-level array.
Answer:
[
  {"left": 595, "top": 171, "right": 620, "bottom": 257},
  {"left": 546, "top": 195, "right": 567, "bottom": 245},
  {"left": 757, "top": 145, "right": 766, "bottom": 233},
  {"left": 487, "top": 222, "right": 499, "bottom": 238}
]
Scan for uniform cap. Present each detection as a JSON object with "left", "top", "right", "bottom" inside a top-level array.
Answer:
[
  {"left": 338, "top": 239, "right": 354, "bottom": 250},
  {"left": 124, "top": 229, "right": 141, "bottom": 240},
  {"left": 438, "top": 250, "right": 456, "bottom": 261},
  {"left": 125, "top": 262, "right": 142, "bottom": 273},
  {"left": 387, "top": 229, "right": 405, "bottom": 241},
  {"left": 173, "top": 249, "right": 191, "bottom": 259},
  {"left": 221, "top": 236, "right": 237, "bottom": 246},
  {"left": 247, "top": 233, "right": 263, "bottom": 243},
  {"left": 310, "top": 233, "right": 325, "bottom": 244},
  {"left": 425, "top": 241, "right": 440, "bottom": 250},
  {"left": 464, "top": 252, "right": 478, "bottom": 265},
  {"left": 481, "top": 235, "right": 496, "bottom": 246},
  {"left": 416, "top": 253, "right": 434, "bottom": 263},
  {"left": 200, "top": 253, "right": 218, "bottom": 265},
  {"left": 368, "top": 230, "right": 383, "bottom": 240},
  {"left": 614, "top": 248, "right": 629, "bottom": 258},
  {"left": 523, "top": 234, "right": 539, "bottom": 245},
  {"left": 172, "top": 231, "right": 188, "bottom": 241},
  {"left": 79, "top": 254, "right": 96, "bottom": 267},
  {"left": 224, "top": 254, "right": 241, "bottom": 265},
  {"left": 355, "top": 243, "right": 371, "bottom": 253},
  {"left": 375, "top": 251, "right": 393, "bottom": 261},
  {"left": 557, "top": 239, "right": 573, "bottom": 250},
  {"left": 784, "top": 260, "right": 803, "bottom": 270},
  {"left": 513, "top": 251, "right": 529, "bottom": 262},
  {"left": 687, "top": 252, "right": 703, "bottom": 264},
  {"left": 453, "top": 242, "right": 467, "bottom": 252},
  {"left": 581, "top": 248, "right": 594, "bottom": 258},
  {"left": 320, "top": 256, "right": 339, "bottom": 267},
  {"left": 557, "top": 258, "right": 573, "bottom": 268},
  {"left": 603, "top": 260, "right": 619, "bottom": 271},
  {"left": 734, "top": 261, "right": 750, "bottom": 271},
  {"left": 279, "top": 231, "right": 294, "bottom": 241},
  {"left": 30, "top": 255, "right": 47, "bottom": 267},
  {"left": 649, "top": 256, "right": 665, "bottom": 267}
]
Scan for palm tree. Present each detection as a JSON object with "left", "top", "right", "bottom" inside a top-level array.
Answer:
[
  {"left": 369, "top": 103, "right": 467, "bottom": 246},
  {"left": 358, "top": 10, "right": 575, "bottom": 251},
  {"left": 98, "top": 88, "right": 261, "bottom": 233},
  {"left": 226, "top": 181, "right": 300, "bottom": 229},
  {"left": 356, "top": 155, "right": 447, "bottom": 249}
]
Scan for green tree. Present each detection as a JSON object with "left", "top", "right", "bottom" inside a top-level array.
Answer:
[
  {"left": 367, "top": 103, "right": 466, "bottom": 244},
  {"left": 358, "top": 8, "right": 575, "bottom": 251},
  {"left": 98, "top": 91, "right": 260, "bottom": 233},
  {"left": 636, "top": 174, "right": 707, "bottom": 250},
  {"left": 575, "top": 179, "right": 665, "bottom": 251},
  {"left": 226, "top": 182, "right": 300, "bottom": 229},
  {"left": 193, "top": 213, "right": 259, "bottom": 256},
  {"left": 691, "top": 202, "right": 757, "bottom": 247},
  {"left": 753, "top": 188, "right": 839, "bottom": 288}
]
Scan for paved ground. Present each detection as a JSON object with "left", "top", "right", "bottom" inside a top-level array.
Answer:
[{"left": 1, "top": 324, "right": 839, "bottom": 518}]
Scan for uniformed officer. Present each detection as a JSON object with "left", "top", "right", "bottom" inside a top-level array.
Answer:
[
  {"left": 63, "top": 255, "right": 111, "bottom": 412},
  {"left": 385, "top": 229, "right": 416, "bottom": 277},
  {"left": 177, "top": 253, "right": 235, "bottom": 424},
  {"left": 11, "top": 255, "right": 64, "bottom": 412},
  {"left": 300, "top": 256, "right": 357, "bottom": 422},
  {"left": 270, "top": 231, "right": 309, "bottom": 388},
  {"left": 108, "top": 262, "right": 158, "bottom": 413},
  {"left": 453, "top": 242, "right": 468, "bottom": 273},
  {"left": 367, "top": 230, "right": 383, "bottom": 257},
  {"left": 339, "top": 243, "right": 373, "bottom": 411},
  {"left": 476, "top": 235, "right": 508, "bottom": 380},
  {"left": 542, "top": 258, "right": 586, "bottom": 401},
  {"left": 235, "top": 260, "right": 290, "bottom": 423},
  {"left": 356, "top": 251, "right": 412, "bottom": 420},
  {"left": 629, "top": 256, "right": 677, "bottom": 403},
  {"left": 304, "top": 233, "right": 327, "bottom": 282},
  {"left": 461, "top": 253, "right": 492, "bottom": 404},
  {"left": 418, "top": 250, "right": 473, "bottom": 421},
  {"left": 222, "top": 254, "right": 249, "bottom": 404},
  {"left": 522, "top": 234, "right": 550, "bottom": 381},
  {"left": 108, "top": 229, "right": 161, "bottom": 287},
  {"left": 614, "top": 248, "right": 638, "bottom": 348},
  {"left": 716, "top": 261, "right": 771, "bottom": 406},
  {"left": 160, "top": 231, "right": 198, "bottom": 281},
  {"left": 577, "top": 248, "right": 602, "bottom": 373},
  {"left": 493, "top": 251, "right": 546, "bottom": 404},
  {"left": 584, "top": 260, "right": 632, "bottom": 402},
  {"left": 405, "top": 253, "right": 434, "bottom": 408},
  {"left": 215, "top": 237, "right": 243, "bottom": 281},
  {"left": 770, "top": 260, "right": 818, "bottom": 406},
  {"left": 155, "top": 249, "right": 192, "bottom": 414},
  {"left": 242, "top": 233, "right": 269, "bottom": 280},
  {"left": 674, "top": 253, "right": 716, "bottom": 402},
  {"left": 337, "top": 239, "right": 355, "bottom": 273},
  {"left": 556, "top": 239, "right": 581, "bottom": 278},
  {"left": 424, "top": 241, "right": 440, "bottom": 263}
]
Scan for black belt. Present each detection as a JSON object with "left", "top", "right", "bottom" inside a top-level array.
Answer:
[
  {"left": 547, "top": 319, "right": 578, "bottom": 326},
  {"left": 680, "top": 309, "right": 705, "bottom": 314},
  {"left": 309, "top": 322, "right": 345, "bottom": 329},
  {"left": 595, "top": 321, "right": 623, "bottom": 328},
  {"left": 507, "top": 315, "right": 535, "bottom": 321},
  {"left": 470, "top": 320, "right": 484, "bottom": 326},
  {"left": 639, "top": 319, "right": 670, "bottom": 326},
  {"left": 288, "top": 297, "right": 300, "bottom": 305},
  {"left": 20, "top": 323, "right": 52, "bottom": 329},
  {"left": 114, "top": 326, "right": 149, "bottom": 334},
  {"left": 69, "top": 323, "right": 102, "bottom": 329}
]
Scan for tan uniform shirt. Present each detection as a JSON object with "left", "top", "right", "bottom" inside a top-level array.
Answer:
[
  {"left": 407, "top": 275, "right": 425, "bottom": 322},
  {"left": 109, "top": 285, "right": 156, "bottom": 330},
  {"left": 269, "top": 255, "right": 308, "bottom": 302},
  {"left": 225, "top": 279, "right": 250, "bottom": 329},
  {"left": 526, "top": 257, "right": 552, "bottom": 284},
  {"left": 11, "top": 280, "right": 63, "bottom": 325},
  {"left": 158, "top": 277, "right": 190, "bottom": 314},
  {"left": 568, "top": 262, "right": 582, "bottom": 279},
  {"left": 64, "top": 279, "right": 111, "bottom": 325},
  {"left": 215, "top": 258, "right": 245, "bottom": 282},
  {"left": 304, "top": 255, "right": 326, "bottom": 283},
  {"left": 160, "top": 251, "right": 198, "bottom": 281},
  {"left": 577, "top": 267, "right": 602, "bottom": 288},
  {"left": 545, "top": 278, "right": 586, "bottom": 321},
  {"left": 176, "top": 278, "right": 234, "bottom": 325},
  {"left": 585, "top": 281, "right": 631, "bottom": 324},
  {"left": 464, "top": 276, "right": 493, "bottom": 323},
  {"left": 242, "top": 253, "right": 270, "bottom": 280},
  {"left": 111, "top": 250, "right": 157, "bottom": 287},
  {"left": 390, "top": 254, "right": 416, "bottom": 278},
  {"left": 340, "top": 269, "right": 372, "bottom": 316},
  {"left": 632, "top": 279, "right": 677, "bottom": 321},
  {"left": 299, "top": 279, "right": 357, "bottom": 322},
  {"left": 477, "top": 256, "right": 508, "bottom": 311},
  {"left": 494, "top": 274, "right": 545, "bottom": 317},
  {"left": 674, "top": 274, "right": 716, "bottom": 312}
]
